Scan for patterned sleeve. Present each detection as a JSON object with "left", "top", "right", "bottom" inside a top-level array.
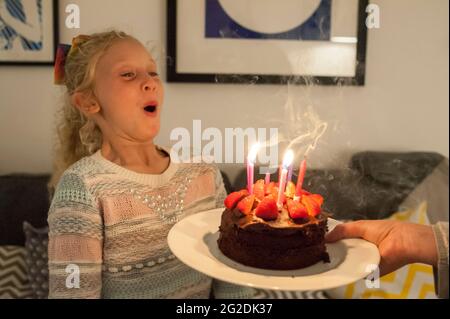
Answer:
[
  {"left": 212, "top": 281, "right": 328, "bottom": 299},
  {"left": 47, "top": 172, "right": 103, "bottom": 299},
  {"left": 212, "top": 280, "right": 259, "bottom": 299}
]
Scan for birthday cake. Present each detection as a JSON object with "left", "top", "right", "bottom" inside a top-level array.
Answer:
[{"left": 218, "top": 180, "right": 330, "bottom": 270}]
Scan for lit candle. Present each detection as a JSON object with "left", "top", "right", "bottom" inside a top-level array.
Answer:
[
  {"left": 287, "top": 163, "right": 293, "bottom": 183},
  {"left": 247, "top": 143, "right": 260, "bottom": 194},
  {"left": 277, "top": 150, "right": 294, "bottom": 208},
  {"left": 265, "top": 172, "right": 271, "bottom": 185},
  {"left": 294, "top": 158, "right": 307, "bottom": 200}
]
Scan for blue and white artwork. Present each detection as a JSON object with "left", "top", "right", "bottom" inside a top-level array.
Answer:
[
  {"left": 0, "top": 0, "right": 43, "bottom": 51},
  {"left": 205, "top": 0, "right": 331, "bottom": 41},
  {"left": 0, "top": 0, "right": 55, "bottom": 63}
]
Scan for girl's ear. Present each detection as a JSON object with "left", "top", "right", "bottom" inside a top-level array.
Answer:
[{"left": 71, "top": 91, "right": 100, "bottom": 116}]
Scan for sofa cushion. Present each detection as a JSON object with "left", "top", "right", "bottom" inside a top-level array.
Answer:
[
  {"left": 23, "top": 222, "right": 49, "bottom": 299},
  {"left": 399, "top": 158, "right": 449, "bottom": 224},
  {"left": 350, "top": 151, "right": 444, "bottom": 187},
  {"left": 0, "top": 174, "right": 50, "bottom": 246},
  {"left": 346, "top": 152, "right": 445, "bottom": 220},
  {"left": 0, "top": 245, "right": 33, "bottom": 299},
  {"left": 220, "top": 170, "right": 233, "bottom": 195}
]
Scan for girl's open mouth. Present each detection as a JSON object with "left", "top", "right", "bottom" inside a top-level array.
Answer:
[
  {"left": 144, "top": 105, "right": 156, "bottom": 113},
  {"left": 143, "top": 104, "right": 158, "bottom": 117}
]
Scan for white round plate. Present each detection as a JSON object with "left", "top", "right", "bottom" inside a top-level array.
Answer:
[{"left": 168, "top": 208, "right": 380, "bottom": 291}]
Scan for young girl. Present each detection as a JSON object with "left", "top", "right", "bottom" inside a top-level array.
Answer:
[{"left": 47, "top": 30, "right": 258, "bottom": 299}]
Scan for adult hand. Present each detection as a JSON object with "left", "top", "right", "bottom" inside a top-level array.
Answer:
[{"left": 326, "top": 220, "right": 438, "bottom": 276}]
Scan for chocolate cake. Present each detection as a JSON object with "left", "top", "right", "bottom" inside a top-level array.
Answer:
[{"left": 218, "top": 180, "right": 330, "bottom": 270}]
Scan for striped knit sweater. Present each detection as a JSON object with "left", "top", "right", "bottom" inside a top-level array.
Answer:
[{"left": 47, "top": 148, "right": 258, "bottom": 299}]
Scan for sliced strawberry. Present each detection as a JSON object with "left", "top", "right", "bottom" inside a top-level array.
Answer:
[
  {"left": 224, "top": 190, "right": 248, "bottom": 209},
  {"left": 237, "top": 194, "right": 255, "bottom": 214},
  {"left": 285, "top": 181, "right": 296, "bottom": 199},
  {"left": 301, "top": 195, "right": 321, "bottom": 217},
  {"left": 265, "top": 182, "right": 277, "bottom": 195},
  {"left": 309, "top": 194, "right": 324, "bottom": 206},
  {"left": 265, "top": 182, "right": 279, "bottom": 200},
  {"left": 253, "top": 179, "right": 265, "bottom": 201},
  {"left": 299, "top": 189, "right": 311, "bottom": 196},
  {"left": 255, "top": 197, "right": 278, "bottom": 221},
  {"left": 287, "top": 199, "right": 308, "bottom": 219}
]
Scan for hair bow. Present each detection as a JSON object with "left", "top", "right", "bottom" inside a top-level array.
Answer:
[{"left": 54, "top": 35, "right": 91, "bottom": 85}]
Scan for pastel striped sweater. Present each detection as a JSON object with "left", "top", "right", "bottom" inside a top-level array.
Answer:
[{"left": 47, "top": 148, "right": 257, "bottom": 299}]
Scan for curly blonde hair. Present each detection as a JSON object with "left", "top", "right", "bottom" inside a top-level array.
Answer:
[{"left": 48, "top": 30, "right": 134, "bottom": 194}]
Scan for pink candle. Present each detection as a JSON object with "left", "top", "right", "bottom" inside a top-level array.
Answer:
[
  {"left": 247, "top": 143, "right": 260, "bottom": 194},
  {"left": 278, "top": 166, "right": 282, "bottom": 184},
  {"left": 247, "top": 161, "right": 254, "bottom": 194},
  {"left": 277, "top": 169, "right": 287, "bottom": 208},
  {"left": 265, "top": 172, "right": 270, "bottom": 185},
  {"left": 277, "top": 150, "right": 294, "bottom": 208},
  {"left": 294, "top": 159, "right": 307, "bottom": 200},
  {"left": 287, "top": 163, "right": 293, "bottom": 183}
]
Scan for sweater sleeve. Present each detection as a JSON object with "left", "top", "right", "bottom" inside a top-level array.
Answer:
[
  {"left": 47, "top": 172, "right": 103, "bottom": 299},
  {"left": 432, "top": 221, "right": 449, "bottom": 299}
]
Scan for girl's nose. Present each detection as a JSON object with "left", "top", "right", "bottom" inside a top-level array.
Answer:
[{"left": 143, "top": 77, "right": 157, "bottom": 92}]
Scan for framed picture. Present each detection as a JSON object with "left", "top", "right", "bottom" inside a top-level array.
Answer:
[
  {"left": 0, "top": 0, "right": 59, "bottom": 65},
  {"left": 167, "top": 0, "right": 368, "bottom": 85}
]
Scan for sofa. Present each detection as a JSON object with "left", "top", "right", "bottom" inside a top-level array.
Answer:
[{"left": 1, "top": 151, "right": 448, "bottom": 299}]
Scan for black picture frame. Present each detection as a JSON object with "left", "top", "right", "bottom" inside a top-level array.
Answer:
[
  {"left": 0, "top": 0, "right": 59, "bottom": 66},
  {"left": 167, "top": 0, "right": 368, "bottom": 85}
]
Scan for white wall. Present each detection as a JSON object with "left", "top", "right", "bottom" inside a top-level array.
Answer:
[{"left": 1, "top": 0, "right": 448, "bottom": 182}]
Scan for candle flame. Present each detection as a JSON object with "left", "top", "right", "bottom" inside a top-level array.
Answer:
[
  {"left": 282, "top": 149, "right": 294, "bottom": 168},
  {"left": 247, "top": 143, "right": 260, "bottom": 164}
]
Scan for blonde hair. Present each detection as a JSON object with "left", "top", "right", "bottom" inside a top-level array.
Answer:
[{"left": 48, "top": 30, "right": 134, "bottom": 194}]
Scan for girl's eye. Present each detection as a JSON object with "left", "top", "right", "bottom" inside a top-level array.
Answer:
[
  {"left": 121, "top": 72, "right": 135, "bottom": 78},
  {"left": 148, "top": 72, "right": 159, "bottom": 77}
]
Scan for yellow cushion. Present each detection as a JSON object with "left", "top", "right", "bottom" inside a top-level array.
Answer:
[{"left": 327, "top": 201, "right": 437, "bottom": 299}]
